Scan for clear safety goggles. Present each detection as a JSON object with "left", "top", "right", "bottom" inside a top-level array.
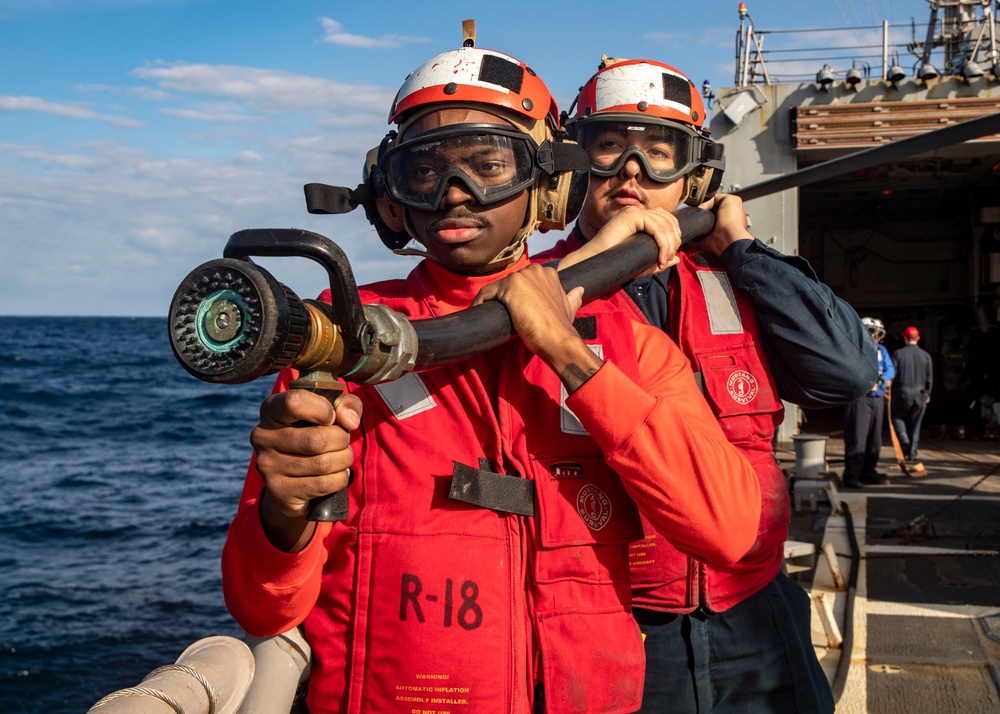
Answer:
[
  {"left": 381, "top": 124, "right": 539, "bottom": 211},
  {"left": 577, "top": 119, "right": 714, "bottom": 184},
  {"left": 863, "top": 319, "right": 885, "bottom": 340}
]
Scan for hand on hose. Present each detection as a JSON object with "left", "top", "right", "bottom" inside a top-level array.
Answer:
[
  {"left": 557, "top": 205, "right": 681, "bottom": 277},
  {"left": 695, "top": 193, "right": 755, "bottom": 258},
  {"left": 473, "top": 263, "right": 604, "bottom": 393},
  {"left": 250, "top": 389, "right": 362, "bottom": 551}
]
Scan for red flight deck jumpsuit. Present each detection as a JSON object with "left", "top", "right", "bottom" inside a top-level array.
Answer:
[
  {"left": 222, "top": 253, "right": 761, "bottom": 714},
  {"left": 629, "top": 247, "right": 787, "bottom": 613},
  {"left": 535, "top": 239, "right": 788, "bottom": 614}
]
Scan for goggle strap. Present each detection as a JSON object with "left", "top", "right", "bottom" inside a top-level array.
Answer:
[
  {"left": 536, "top": 139, "right": 592, "bottom": 175},
  {"left": 699, "top": 139, "right": 726, "bottom": 169},
  {"left": 304, "top": 182, "right": 362, "bottom": 215}
]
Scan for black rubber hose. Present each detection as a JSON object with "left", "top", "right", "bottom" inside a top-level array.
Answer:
[
  {"left": 412, "top": 207, "right": 716, "bottom": 369},
  {"left": 830, "top": 500, "right": 859, "bottom": 703}
]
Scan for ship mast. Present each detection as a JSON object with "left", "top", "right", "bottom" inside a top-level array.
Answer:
[{"left": 909, "top": 0, "right": 1000, "bottom": 78}]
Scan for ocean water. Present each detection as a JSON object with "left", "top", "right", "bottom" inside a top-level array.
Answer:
[{"left": 0, "top": 316, "right": 272, "bottom": 712}]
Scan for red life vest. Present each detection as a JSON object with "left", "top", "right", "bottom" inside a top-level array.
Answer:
[
  {"left": 303, "top": 274, "right": 647, "bottom": 713},
  {"left": 629, "top": 246, "right": 789, "bottom": 613}
]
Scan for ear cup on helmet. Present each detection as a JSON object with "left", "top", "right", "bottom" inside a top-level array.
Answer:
[
  {"left": 563, "top": 168, "right": 591, "bottom": 223},
  {"left": 683, "top": 166, "right": 719, "bottom": 206},
  {"left": 532, "top": 136, "right": 592, "bottom": 231},
  {"left": 358, "top": 186, "right": 409, "bottom": 251},
  {"left": 361, "top": 134, "right": 411, "bottom": 251},
  {"left": 375, "top": 193, "right": 406, "bottom": 233},
  {"left": 682, "top": 146, "right": 725, "bottom": 206},
  {"left": 535, "top": 167, "right": 590, "bottom": 231}
]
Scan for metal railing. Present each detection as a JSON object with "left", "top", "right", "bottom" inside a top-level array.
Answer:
[{"left": 735, "top": 0, "right": 1000, "bottom": 87}]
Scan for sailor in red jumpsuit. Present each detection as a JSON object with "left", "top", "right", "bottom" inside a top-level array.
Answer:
[
  {"left": 222, "top": 38, "right": 761, "bottom": 714},
  {"left": 538, "top": 57, "right": 875, "bottom": 713}
]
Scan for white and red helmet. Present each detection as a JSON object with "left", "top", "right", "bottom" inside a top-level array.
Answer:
[
  {"left": 567, "top": 57, "right": 724, "bottom": 205},
  {"left": 571, "top": 57, "right": 708, "bottom": 130},
  {"left": 366, "top": 38, "right": 589, "bottom": 258},
  {"left": 389, "top": 47, "right": 557, "bottom": 127}
]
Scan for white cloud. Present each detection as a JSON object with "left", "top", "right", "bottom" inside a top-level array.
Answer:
[
  {"left": 160, "top": 105, "right": 256, "bottom": 122},
  {"left": 128, "top": 86, "right": 173, "bottom": 102},
  {"left": 131, "top": 62, "right": 394, "bottom": 117},
  {"left": 16, "top": 148, "right": 103, "bottom": 167},
  {"left": 0, "top": 95, "right": 143, "bottom": 127},
  {"left": 77, "top": 83, "right": 174, "bottom": 102},
  {"left": 319, "top": 17, "right": 431, "bottom": 49}
]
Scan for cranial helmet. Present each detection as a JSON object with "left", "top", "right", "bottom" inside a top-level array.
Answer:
[
  {"left": 862, "top": 316, "right": 886, "bottom": 342},
  {"left": 366, "top": 22, "right": 590, "bottom": 261},
  {"left": 566, "top": 56, "right": 725, "bottom": 206}
]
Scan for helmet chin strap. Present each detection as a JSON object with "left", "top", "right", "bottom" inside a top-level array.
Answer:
[
  {"left": 390, "top": 239, "right": 526, "bottom": 266},
  {"left": 489, "top": 235, "right": 527, "bottom": 264}
]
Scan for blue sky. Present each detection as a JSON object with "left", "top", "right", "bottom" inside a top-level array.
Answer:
[{"left": 1, "top": 0, "right": 929, "bottom": 316}]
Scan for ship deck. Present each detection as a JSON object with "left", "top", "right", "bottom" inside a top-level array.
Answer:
[{"left": 781, "top": 428, "right": 1000, "bottom": 712}]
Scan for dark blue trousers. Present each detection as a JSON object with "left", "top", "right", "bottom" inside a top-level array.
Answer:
[
  {"left": 843, "top": 394, "right": 884, "bottom": 481},
  {"left": 634, "top": 574, "right": 834, "bottom": 714},
  {"left": 891, "top": 391, "right": 927, "bottom": 459}
]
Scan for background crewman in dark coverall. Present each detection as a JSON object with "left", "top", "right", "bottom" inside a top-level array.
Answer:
[{"left": 891, "top": 325, "right": 933, "bottom": 462}]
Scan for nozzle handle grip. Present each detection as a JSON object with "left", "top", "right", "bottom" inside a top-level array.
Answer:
[
  {"left": 289, "top": 381, "right": 351, "bottom": 523},
  {"left": 307, "top": 486, "right": 349, "bottom": 523}
]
